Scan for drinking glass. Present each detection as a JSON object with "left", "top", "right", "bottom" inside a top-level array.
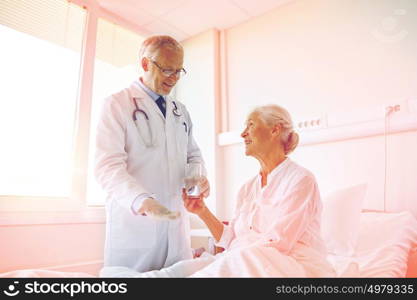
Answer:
[{"left": 184, "top": 162, "right": 203, "bottom": 198}]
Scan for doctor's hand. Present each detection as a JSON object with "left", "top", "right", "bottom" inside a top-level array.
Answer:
[
  {"left": 138, "top": 198, "right": 180, "bottom": 221},
  {"left": 182, "top": 188, "right": 207, "bottom": 217}
]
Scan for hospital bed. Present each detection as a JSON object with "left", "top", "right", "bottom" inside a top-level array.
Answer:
[
  {"left": 204, "top": 210, "right": 417, "bottom": 278},
  {"left": 1, "top": 207, "right": 416, "bottom": 278},
  {"left": 327, "top": 210, "right": 417, "bottom": 277},
  {"left": 201, "top": 184, "right": 417, "bottom": 277}
]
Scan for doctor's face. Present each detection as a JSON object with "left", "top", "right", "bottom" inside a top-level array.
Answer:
[
  {"left": 241, "top": 112, "right": 274, "bottom": 157},
  {"left": 142, "top": 46, "right": 184, "bottom": 95}
]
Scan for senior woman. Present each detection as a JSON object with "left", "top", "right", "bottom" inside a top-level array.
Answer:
[{"left": 100, "top": 104, "right": 335, "bottom": 277}]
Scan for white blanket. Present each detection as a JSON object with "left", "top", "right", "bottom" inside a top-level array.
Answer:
[
  {"left": 0, "top": 269, "right": 95, "bottom": 278},
  {"left": 100, "top": 242, "right": 336, "bottom": 278}
]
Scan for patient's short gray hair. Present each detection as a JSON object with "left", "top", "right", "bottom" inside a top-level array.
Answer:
[
  {"left": 139, "top": 35, "right": 183, "bottom": 59},
  {"left": 252, "top": 104, "right": 299, "bottom": 155}
]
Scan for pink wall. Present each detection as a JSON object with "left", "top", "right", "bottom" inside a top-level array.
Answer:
[
  {"left": 217, "top": 0, "right": 417, "bottom": 220},
  {"left": 225, "top": 0, "right": 417, "bottom": 130}
]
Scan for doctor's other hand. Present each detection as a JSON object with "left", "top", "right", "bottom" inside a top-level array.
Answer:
[
  {"left": 138, "top": 197, "right": 180, "bottom": 221},
  {"left": 182, "top": 188, "right": 207, "bottom": 216}
]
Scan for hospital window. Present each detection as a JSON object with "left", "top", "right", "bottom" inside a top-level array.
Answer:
[
  {"left": 86, "top": 18, "right": 145, "bottom": 205},
  {"left": 0, "top": 0, "right": 86, "bottom": 197}
]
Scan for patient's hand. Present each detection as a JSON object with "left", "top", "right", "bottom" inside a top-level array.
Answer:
[{"left": 182, "top": 188, "right": 206, "bottom": 216}]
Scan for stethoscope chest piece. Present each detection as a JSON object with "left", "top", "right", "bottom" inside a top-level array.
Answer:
[{"left": 172, "top": 101, "right": 181, "bottom": 117}]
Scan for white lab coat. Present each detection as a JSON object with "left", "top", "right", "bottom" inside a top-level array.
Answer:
[{"left": 95, "top": 80, "right": 204, "bottom": 272}]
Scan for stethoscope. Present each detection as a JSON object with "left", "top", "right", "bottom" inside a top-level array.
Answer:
[{"left": 132, "top": 97, "right": 188, "bottom": 147}]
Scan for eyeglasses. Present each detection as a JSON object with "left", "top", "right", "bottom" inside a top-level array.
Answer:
[{"left": 148, "top": 58, "right": 187, "bottom": 78}]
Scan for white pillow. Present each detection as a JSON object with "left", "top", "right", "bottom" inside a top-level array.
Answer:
[
  {"left": 355, "top": 211, "right": 417, "bottom": 277},
  {"left": 321, "top": 184, "right": 367, "bottom": 256}
]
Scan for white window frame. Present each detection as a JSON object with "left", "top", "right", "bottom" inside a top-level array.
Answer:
[{"left": 0, "top": 0, "right": 148, "bottom": 221}]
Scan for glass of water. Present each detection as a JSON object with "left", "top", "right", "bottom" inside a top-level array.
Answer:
[{"left": 184, "top": 162, "right": 203, "bottom": 198}]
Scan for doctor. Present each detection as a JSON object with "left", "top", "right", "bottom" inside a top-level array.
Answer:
[{"left": 95, "top": 35, "right": 209, "bottom": 272}]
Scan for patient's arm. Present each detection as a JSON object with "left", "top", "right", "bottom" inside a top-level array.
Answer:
[
  {"left": 182, "top": 189, "right": 223, "bottom": 242},
  {"left": 198, "top": 207, "right": 224, "bottom": 242}
]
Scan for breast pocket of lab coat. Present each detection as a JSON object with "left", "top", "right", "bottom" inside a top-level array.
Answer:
[{"left": 112, "top": 213, "right": 157, "bottom": 250}]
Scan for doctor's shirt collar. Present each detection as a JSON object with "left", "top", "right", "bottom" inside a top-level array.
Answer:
[{"left": 136, "top": 78, "right": 165, "bottom": 102}]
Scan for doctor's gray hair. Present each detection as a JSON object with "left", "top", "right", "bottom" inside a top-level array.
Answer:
[
  {"left": 139, "top": 35, "right": 183, "bottom": 59},
  {"left": 252, "top": 104, "right": 299, "bottom": 155}
]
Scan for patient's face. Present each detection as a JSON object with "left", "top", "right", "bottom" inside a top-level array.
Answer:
[{"left": 241, "top": 112, "right": 272, "bottom": 157}]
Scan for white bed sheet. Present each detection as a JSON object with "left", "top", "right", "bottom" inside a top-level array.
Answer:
[{"left": 0, "top": 269, "right": 95, "bottom": 278}]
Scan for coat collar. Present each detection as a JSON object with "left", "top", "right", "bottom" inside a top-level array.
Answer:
[
  {"left": 129, "top": 80, "right": 180, "bottom": 122},
  {"left": 130, "top": 80, "right": 166, "bottom": 120}
]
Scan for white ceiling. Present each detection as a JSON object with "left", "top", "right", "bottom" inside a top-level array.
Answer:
[{"left": 97, "top": 0, "right": 294, "bottom": 41}]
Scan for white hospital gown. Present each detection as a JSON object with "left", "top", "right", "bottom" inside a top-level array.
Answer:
[
  {"left": 100, "top": 158, "right": 336, "bottom": 277},
  {"left": 190, "top": 158, "right": 335, "bottom": 277}
]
